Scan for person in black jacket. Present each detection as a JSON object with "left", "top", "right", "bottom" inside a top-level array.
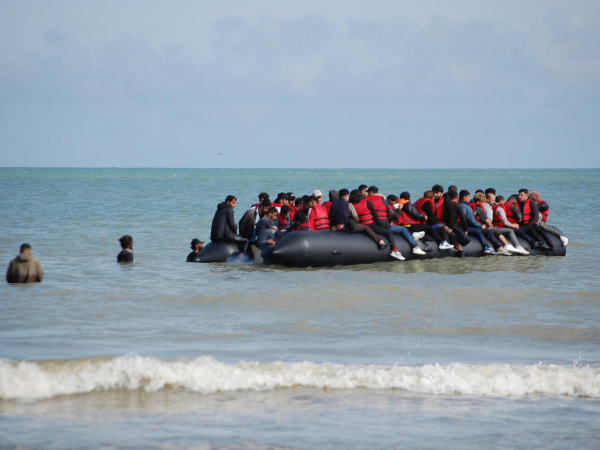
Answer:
[
  {"left": 210, "top": 195, "right": 238, "bottom": 243},
  {"left": 441, "top": 190, "right": 469, "bottom": 257}
]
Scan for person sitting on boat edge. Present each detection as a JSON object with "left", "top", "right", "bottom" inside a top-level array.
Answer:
[
  {"left": 472, "top": 192, "right": 514, "bottom": 255},
  {"left": 187, "top": 238, "right": 204, "bottom": 262},
  {"left": 210, "top": 195, "right": 239, "bottom": 243},
  {"left": 459, "top": 190, "right": 497, "bottom": 255},
  {"left": 485, "top": 191, "right": 530, "bottom": 254},
  {"left": 529, "top": 191, "right": 568, "bottom": 246},
  {"left": 117, "top": 235, "right": 134, "bottom": 263},
  {"left": 493, "top": 195, "right": 536, "bottom": 248},
  {"left": 307, "top": 195, "right": 330, "bottom": 230},
  {"left": 441, "top": 190, "right": 469, "bottom": 258},
  {"left": 517, "top": 188, "right": 554, "bottom": 250},
  {"left": 380, "top": 193, "right": 426, "bottom": 256}
]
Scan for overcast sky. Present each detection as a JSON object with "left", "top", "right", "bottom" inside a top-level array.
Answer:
[{"left": 1, "top": 1, "right": 598, "bottom": 168}]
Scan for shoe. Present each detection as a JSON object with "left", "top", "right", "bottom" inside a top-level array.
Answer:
[
  {"left": 489, "top": 249, "right": 498, "bottom": 255},
  {"left": 483, "top": 247, "right": 493, "bottom": 254},
  {"left": 390, "top": 250, "right": 405, "bottom": 261},
  {"left": 504, "top": 243, "right": 517, "bottom": 253},
  {"left": 439, "top": 241, "right": 454, "bottom": 250},
  {"left": 560, "top": 236, "right": 568, "bottom": 246},
  {"left": 548, "top": 242, "right": 555, "bottom": 250},
  {"left": 532, "top": 241, "right": 544, "bottom": 249},
  {"left": 423, "top": 244, "right": 434, "bottom": 253},
  {"left": 377, "top": 241, "right": 388, "bottom": 250},
  {"left": 498, "top": 248, "right": 511, "bottom": 255},
  {"left": 412, "top": 246, "right": 426, "bottom": 255},
  {"left": 412, "top": 231, "right": 426, "bottom": 241},
  {"left": 514, "top": 245, "right": 530, "bottom": 255},
  {"left": 457, "top": 250, "right": 464, "bottom": 258}
]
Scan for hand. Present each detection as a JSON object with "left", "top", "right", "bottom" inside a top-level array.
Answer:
[{"left": 424, "top": 215, "right": 428, "bottom": 220}]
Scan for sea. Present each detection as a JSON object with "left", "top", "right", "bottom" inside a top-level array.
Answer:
[{"left": 1, "top": 168, "right": 599, "bottom": 449}]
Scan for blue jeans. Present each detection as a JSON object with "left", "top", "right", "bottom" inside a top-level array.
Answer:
[
  {"left": 467, "top": 227, "right": 492, "bottom": 248},
  {"left": 389, "top": 225, "right": 417, "bottom": 247}
]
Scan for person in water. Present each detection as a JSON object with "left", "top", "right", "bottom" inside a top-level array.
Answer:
[
  {"left": 6, "top": 243, "right": 44, "bottom": 283},
  {"left": 210, "top": 195, "right": 239, "bottom": 243},
  {"left": 117, "top": 235, "right": 134, "bottom": 262},
  {"left": 187, "top": 238, "right": 204, "bottom": 262}
]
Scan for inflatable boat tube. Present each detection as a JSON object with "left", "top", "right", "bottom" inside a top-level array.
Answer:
[
  {"left": 193, "top": 240, "right": 246, "bottom": 263},
  {"left": 269, "top": 227, "right": 566, "bottom": 267}
]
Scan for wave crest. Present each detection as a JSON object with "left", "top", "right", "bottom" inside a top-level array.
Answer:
[{"left": 1, "top": 355, "right": 599, "bottom": 401}]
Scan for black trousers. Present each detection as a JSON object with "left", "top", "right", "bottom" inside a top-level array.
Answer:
[
  {"left": 521, "top": 223, "right": 551, "bottom": 245},
  {"left": 370, "top": 225, "right": 397, "bottom": 250}
]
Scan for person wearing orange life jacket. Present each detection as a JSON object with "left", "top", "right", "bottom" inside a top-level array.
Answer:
[
  {"left": 414, "top": 190, "right": 455, "bottom": 250},
  {"left": 517, "top": 188, "right": 554, "bottom": 250},
  {"left": 529, "top": 191, "right": 568, "bottom": 246},
  {"left": 307, "top": 195, "right": 330, "bottom": 231},
  {"left": 353, "top": 187, "right": 404, "bottom": 260}
]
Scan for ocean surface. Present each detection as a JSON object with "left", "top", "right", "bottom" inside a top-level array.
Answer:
[{"left": 1, "top": 168, "right": 599, "bottom": 449}]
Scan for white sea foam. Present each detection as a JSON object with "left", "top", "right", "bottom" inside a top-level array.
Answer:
[{"left": 1, "top": 355, "right": 599, "bottom": 401}]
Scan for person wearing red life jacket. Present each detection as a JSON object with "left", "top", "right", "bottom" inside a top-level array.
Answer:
[
  {"left": 322, "top": 190, "right": 339, "bottom": 212},
  {"left": 313, "top": 190, "right": 324, "bottom": 205},
  {"left": 485, "top": 192, "right": 530, "bottom": 255},
  {"left": 488, "top": 195, "right": 535, "bottom": 249},
  {"left": 276, "top": 205, "right": 293, "bottom": 230},
  {"left": 529, "top": 191, "right": 568, "bottom": 246},
  {"left": 307, "top": 195, "right": 330, "bottom": 231},
  {"left": 352, "top": 188, "right": 404, "bottom": 260},
  {"left": 431, "top": 184, "right": 446, "bottom": 227},
  {"left": 415, "top": 190, "right": 455, "bottom": 250},
  {"left": 329, "top": 189, "right": 386, "bottom": 246},
  {"left": 517, "top": 188, "right": 554, "bottom": 250}
]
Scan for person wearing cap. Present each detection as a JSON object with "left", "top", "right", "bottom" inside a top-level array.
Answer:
[
  {"left": 313, "top": 190, "right": 324, "bottom": 205},
  {"left": 6, "top": 243, "right": 44, "bottom": 283},
  {"left": 187, "top": 238, "right": 205, "bottom": 262}
]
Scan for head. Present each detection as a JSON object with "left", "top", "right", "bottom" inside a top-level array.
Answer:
[
  {"left": 307, "top": 195, "right": 317, "bottom": 208},
  {"left": 295, "top": 211, "right": 308, "bottom": 224},
  {"left": 295, "top": 197, "right": 305, "bottom": 211},
  {"left": 258, "top": 192, "right": 270, "bottom": 203},
  {"left": 529, "top": 191, "right": 542, "bottom": 202},
  {"left": 423, "top": 190, "right": 434, "bottom": 200},
  {"left": 349, "top": 189, "right": 363, "bottom": 204},
  {"left": 328, "top": 190, "right": 339, "bottom": 202},
  {"left": 507, "top": 194, "right": 518, "bottom": 203},
  {"left": 190, "top": 238, "right": 204, "bottom": 251},
  {"left": 459, "top": 190, "right": 470, "bottom": 203},
  {"left": 496, "top": 195, "right": 505, "bottom": 204},
  {"left": 485, "top": 188, "right": 496, "bottom": 196},
  {"left": 447, "top": 185, "right": 458, "bottom": 194},
  {"left": 119, "top": 235, "right": 133, "bottom": 250},
  {"left": 448, "top": 190, "right": 459, "bottom": 201},
  {"left": 358, "top": 184, "right": 368, "bottom": 197},
  {"left": 280, "top": 205, "right": 291, "bottom": 218},
  {"left": 19, "top": 243, "right": 32, "bottom": 255},
  {"left": 518, "top": 188, "right": 529, "bottom": 203},
  {"left": 367, "top": 185, "right": 379, "bottom": 196},
  {"left": 432, "top": 184, "right": 444, "bottom": 200},
  {"left": 313, "top": 190, "right": 323, "bottom": 204},
  {"left": 225, "top": 195, "right": 237, "bottom": 208},
  {"left": 267, "top": 207, "right": 278, "bottom": 220},
  {"left": 260, "top": 199, "right": 272, "bottom": 215},
  {"left": 475, "top": 189, "right": 484, "bottom": 195},
  {"left": 287, "top": 193, "right": 296, "bottom": 205},
  {"left": 387, "top": 194, "right": 399, "bottom": 204},
  {"left": 473, "top": 192, "right": 487, "bottom": 205},
  {"left": 276, "top": 193, "right": 289, "bottom": 205},
  {"left": 486, "top": 192, "right": 496, "bottom": 205},
  {"left": 400, "top": 191, "right": 411, "bottom": 201},
  {"left": 338, "top": 188, "right": 350, "bottom": 199}
]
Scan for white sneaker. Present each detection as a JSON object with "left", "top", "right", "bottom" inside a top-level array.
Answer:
[
  {"left": 514, "top": 245, "right": 530, "bottom": 255},
  {"left": 439, "top": 241, "right": 454, "bottom": 250},
  {"left": 504, "top": 243, "right": 517, "bottom": 253},
  {"left": 412, "top": 246, "right": 426, "bottom": 255},
  {"left": 412, "top": 231, "right": 426, "bottom": 241},
  {"left": 560, "top": 236, "right": 568, "bottom": 246},
  {"left": 498, "top": 248, "right": 511, "bottom": 255},
  {"left": 390, "top": 250, "right": 405, "bottom": 261}
]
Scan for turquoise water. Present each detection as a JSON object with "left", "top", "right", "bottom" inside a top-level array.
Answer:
[{"left": 1, "top": 168, "right": 600, "bottom": 449}]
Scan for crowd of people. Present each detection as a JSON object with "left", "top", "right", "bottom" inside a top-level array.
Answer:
[{"left": 208, "top": 184, "right": 567, "bottom": 260}]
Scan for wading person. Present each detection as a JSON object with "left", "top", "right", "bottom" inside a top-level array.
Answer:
[
  {"left": 117, "top": 235, "right": 134, "bottom": 262},
  {"left": 186, "top": 238, "right": 204, "bottom": 262},
  {"left": 6, "top": 243, "right": 44, "bottom": 283}
]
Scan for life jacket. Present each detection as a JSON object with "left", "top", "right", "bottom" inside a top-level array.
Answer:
[
  {"left": 353, "top": 199, "right": 375, "bottom": 226},
  {"left": 521, "top": 199, "right": 534, "bottom": 225},
  {"left": 366, "top": 195, "right": 389, "bottom": 224},
  {"left": 309, "top": 204, "right": 330, "bottom": 230},
  {"left": 473, "top": 204, "right": 485, "bottom": 224},
  {"left": 414, "top": 197, "right": 435, "bottom": 216},
  {"left": 538, "top": 200, "right": 549, "bottom": 222},
  {"left": 469, "top": 201, "right": 476, "bottom": 211},
  {"left": 322, "top": 201, "right": 332, "bottom": 212},
  {"left": 296, "top": 222, "right": 310, "bottom": 231},
  {"left": 503, "top": 201, "right": 517, "bottom": 224},
  {"left": 435, "top": 197, "right": 445, "bottom": 225},
  {"left": 491, "top": 204, "right": 504, "bottom": 227},
  {"left": 277, "top": 213, "right": 289, "bottom": 228},
  {"left": 399, "top": 199, "right": 422, "bottom": 226}
]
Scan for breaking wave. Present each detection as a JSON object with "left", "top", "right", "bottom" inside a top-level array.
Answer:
[{"left": 1, "top": 355, "right": 599, "bottom": 401}]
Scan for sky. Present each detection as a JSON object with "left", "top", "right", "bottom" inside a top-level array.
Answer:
[{"left": 0, "top": 1, "right": 599, "bottom": 168}]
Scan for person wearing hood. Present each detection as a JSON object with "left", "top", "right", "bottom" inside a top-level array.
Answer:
[
  {"left": 210, "top": 195, "right": 239, "bottom": 242},
  {"left": 6, "top": 243, "right": 43, "bottom": 283},
  {"left": 322, "top": 190, "right": 339, "bottom": 212}
]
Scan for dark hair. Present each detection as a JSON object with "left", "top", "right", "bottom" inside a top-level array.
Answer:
[
  {"left": 496, "top": 195, "right": 505, "bottom": 202},
  {"left": 308, "top": 195, "right": 317, "bottom": 203},
  {"left": 475, "top": 189, "right": 484, "bottom": 194},
  {"left": 485, "top": 188, "right": 496, "bottom": 196},
  {"left": 507, "top": 195, "right": 518, "bottom": 202},
  {"left": 281, "top": 205, "right": 291, "bottom": 215},
  {"left": 20, "top": 243, "right": 31, "bottom": 252},
  {"left": 449, "top": 190, "right": 459, "bottom": 200},
  {"left": 400, "top": 191, "right": 410, "bottom": 200},
  {"left": 518, "top": 188, "right": 529, "bottom": 195},
  {"left": 459, "top": 189, "right": 470, "bottom": 200},
  {"left": 448, "top": 185, "right": 458, "bottom": 193},
  {"left": 339, "top": 188, "right": 349, "bottom": 197},
  {"left": 268, "top": 207, "right": 278, "bottom": 215},
  {"left": 276, "top": 193, "right": 288, "bottom": 202},
  {"left": 119, "top": 235, "right": 133, "bottom": 249},
  {"left": 258, "top": 192, "right": 270, "bottom": 201},
  {"left": 358, "top": 184, "right": 368, "bottom": 192},
  {"left": 287, "top": 192, "right": 296, "bottom": 201},
  {"left": 368, "top": 185, "right": 379, "bottom": 193},
  {"left": 387, "top": 194, "right": 399, "bottom": 202},
  {"left": 261, "top": 199, "right": 272, "bottom": 208},
  {"left": 302, "top": 195, "right": 311, "bottom": 203},
  {"left": 295, "top": 198, "right": 305, "bottom": 206},
  {"left": 191, "top": 238, "right": 202, "bottom": 249},
  {"left": 225, "top": 195, "right": 237, "bottom": 203},
  {"left": 295, "top": 211, "right": 308, "bottom": 223},
  {"left": 349, "top": 189, "right": 362, "bottom": 204},
  {"left": 432, "top": 184, "right": 444, "bottom": 193}
]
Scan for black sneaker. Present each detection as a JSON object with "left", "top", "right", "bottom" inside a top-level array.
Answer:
[
  {"left": 377, "top": 242, "right": 388, "bottom": 250},
  {"left": 457, "top": 250, "right": 464, "bottom": 258}
]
